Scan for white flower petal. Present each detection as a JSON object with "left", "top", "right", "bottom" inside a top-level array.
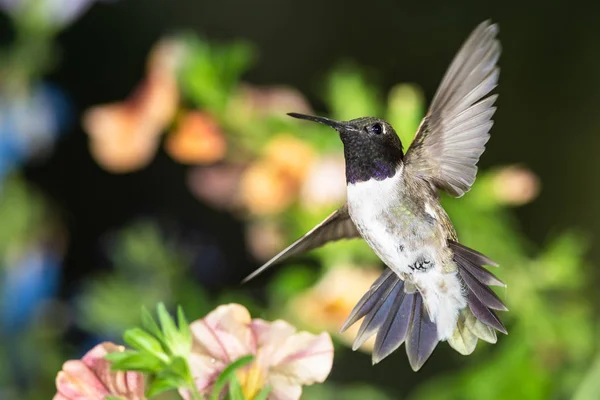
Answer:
[
  {"left": 190, "top": 304, "right": 255, "bottom": 363},
  {"left": 267, "top": 374, "right": 303, "bottom": 400},
  {"left": 249, "top": 320, "right": 333, "bottom": 394},
  {"left": 270, "top": 332, "right": 334, "bottom": 385}
]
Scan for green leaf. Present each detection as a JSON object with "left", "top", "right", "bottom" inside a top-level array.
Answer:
[
  {"left": 141, "top": 306, "right": 163, "bottom": 340},
  {"left": 157, "top": 303, "right": 179, "bottom": 351},
  {"left": 106, "top": 396, "right": 125, "bottom": 400},
  {"left": 123, "top": 327, "right": 167, "bottom": 359},
  {"left": 253, "top": 386, "right": 272, "bottom": 400},
  {"left": 210, "top": 355, "right": 255, "bottom": 400},
  {"left": 105, "top": 350, "right": 137, "bottom": 363},
  {"left": 177, "top": 305, "right": 192, "bottom": 349},
  {"left": 106, "top": 351, "right": 164, "bottom": 373},
  {"left": 180, "top": 37, "right": 254, "bottom": 113},
  {"left": 146, "top": 376, "right": 180, "bottom": 397},
  {"left": 228, "top": 375, "right": 246, "bottom": 400},
  {"left": 169, "top": 356, "right": 192, "bottom": 382}
]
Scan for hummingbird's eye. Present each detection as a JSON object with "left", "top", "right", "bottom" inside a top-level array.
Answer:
[{"left": 369, "top": 123, "right": 383, "bottom": 135}]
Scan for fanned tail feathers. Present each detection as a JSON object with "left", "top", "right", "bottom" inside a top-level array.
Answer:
[
  {"left": 340, "top": 270, "right": 439, "bottom": 371},
  {"left": 341, "top": 241, "right": 507, "bottom": 371},
  {"left": 447, "top": 240, "right": 507, "bottom": 355}
]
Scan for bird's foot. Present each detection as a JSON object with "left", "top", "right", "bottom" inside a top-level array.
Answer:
[{"left": 408, "top": 257, "right": 433, "bottom": 272}]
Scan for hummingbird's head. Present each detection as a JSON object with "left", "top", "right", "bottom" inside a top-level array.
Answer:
[{"left": 288, "top": 113, "right": 404, "bottom": 184}]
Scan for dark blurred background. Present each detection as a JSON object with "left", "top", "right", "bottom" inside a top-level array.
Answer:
[{"left": 1, "top": 1, "right": 600, "bottom": 399}]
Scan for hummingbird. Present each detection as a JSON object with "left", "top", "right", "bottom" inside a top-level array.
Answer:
[{"left": 243, "top": 20, "right": 507, "bottom": 371}]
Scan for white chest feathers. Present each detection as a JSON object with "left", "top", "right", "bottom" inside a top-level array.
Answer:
[
  {"left": 346, "top": 165, "right": 403, "bottom": 227},
  {"left": 346, "top": 166, "right": 405, "bottom": 266}
]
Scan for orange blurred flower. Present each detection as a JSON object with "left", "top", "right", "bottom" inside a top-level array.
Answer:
[
  {"left": 84, "top": 38, "right": 183, "bottom": 173},
  {"left": 289, "top": 265, "right": 383, "bottom": 353},
  {"left": 263, "top": 134, "right": 316, "bottom": 183},
  {"left": 84, "top": 102, "right": 162, "bottom": 173},
  {"left": 240, "top": 160, "right": 297, "bottom": 215},
  {"left": 240, "top": 134, "right": 316, "bottom": 215},
  {"left": 165, "top": 111, "right": 227, "bottom": 165},
  {"left": 491, "top": 165, "right": 540, "bottom": 206},
  {"left": 54, "top": 342, "right": 145, "bottom": 400}
]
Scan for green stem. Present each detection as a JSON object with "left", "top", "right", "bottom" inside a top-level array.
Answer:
[{"left": 188, "top": 381, "right": 205, "bottom": 400}]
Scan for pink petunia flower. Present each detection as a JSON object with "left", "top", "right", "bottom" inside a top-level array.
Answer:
[
  {"left": 184, "top": 303, "right": 334, "bottom": 400},
  {"left": 54, "top": 342, "right": 145, "bottom": 400}
]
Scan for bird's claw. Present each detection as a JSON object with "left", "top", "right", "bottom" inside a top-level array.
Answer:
[{"left": 409, "top": 258, "right": 431, "bottom": 272}]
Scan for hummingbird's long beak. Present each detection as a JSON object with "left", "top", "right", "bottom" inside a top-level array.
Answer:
[{"left": 287, "top": 113, "right": 348, "bottom": 131}]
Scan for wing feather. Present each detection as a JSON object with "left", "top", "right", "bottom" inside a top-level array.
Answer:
[
  {"left": 242, "top": 204, "right": 360, "bottom": 282},
  {"left": 405, "top": 20, "right": 501, "bottom": 197}
]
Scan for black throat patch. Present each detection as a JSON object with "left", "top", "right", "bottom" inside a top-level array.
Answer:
[{"left": 341, "top": 131, "right": 404, "bottom": 184}]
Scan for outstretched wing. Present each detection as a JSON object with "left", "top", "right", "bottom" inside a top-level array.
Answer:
[
  {"left": 242, "top": 204, "right": 360, "bottom": 283},
  {"left": 404, "top": 20, "right": 501, "bottom": 197}
]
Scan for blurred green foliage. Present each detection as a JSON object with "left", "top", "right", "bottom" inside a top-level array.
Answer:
[
  {"left": 0, "top": 177, "right": 65, "bottom": 399},
  {"left": 76, "top": 221, "right": 209, "bottom": 336},
  {"left": 180, "top": 37, "right": 255, "bottom": 114},
  {"left": 0, "top": 176, "right": 47, "bottom": 256}
]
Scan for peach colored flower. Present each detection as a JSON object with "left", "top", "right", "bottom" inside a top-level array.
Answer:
[
  {"left": 84, "top": 102, "right": 162, "bottom": 173},
  {"left": 165, "top": 111, "right": 227, "bottom": 165},
  {"left": 187, "top": 164, "right": 246, "bottom": 210},
  {"left": 83, "top": 38, "right": 182, "bottom": 173},
  {"left": 289, "top": 266, "right": 382, "bottom": 352},
  {"left": 146, "top": 37, "right": 187, "bottom": 83},
  {"left": 245, "top": 220, "right": 286, "bottom": 261},
  {"left": 184, "top": 303, "right": 333, "bottom": 400},
  {"left": 239, "top": 161, "right": 297, "bottom": 215},
  {"left": 263, "top": 134, "right": 315, "bottom": 184},
  {"left": 54, "top": 342, "right": 145, "bottom": 400},
  {"left": 300, "top": 155, "right": 347, "bottom": 209},
  {"left": 230, "top": 84, "right": 313, "bottom": 119},
  {"left": 239, "top": 134, "right": 316, "bottom": 215},
  {"left": 491, "top": 165, "right": 540, "bottom": 206}
]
